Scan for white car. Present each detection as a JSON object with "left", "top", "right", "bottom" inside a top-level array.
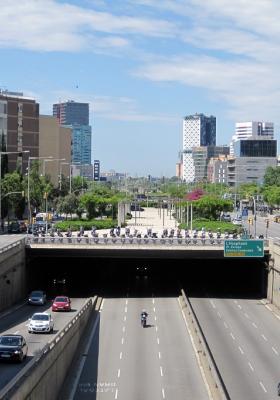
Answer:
[{"left": 28, "top": 312, "right": 54, "bottom": 334}]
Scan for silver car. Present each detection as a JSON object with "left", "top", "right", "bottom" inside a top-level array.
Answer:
[
  {"left": 28, "top": 313, "right": 54, "bottom": 334},
  {"left": 28, "top": 290, "right": 46, "bottom": 305}
]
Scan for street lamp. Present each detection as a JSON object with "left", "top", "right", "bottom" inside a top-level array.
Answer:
[
  {"left": 27, "top": 156, "right": 53, "bottom": 225},
  {"left": 0, "top": 150, "right": 29, "bottom": 232}
]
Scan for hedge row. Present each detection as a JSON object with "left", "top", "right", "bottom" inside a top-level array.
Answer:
[
  {"left": 179, "top": 220, "right": 243, "bottom": 233},
  {"left": 54, "top": 219, "right": 118, "bottom": 231}
]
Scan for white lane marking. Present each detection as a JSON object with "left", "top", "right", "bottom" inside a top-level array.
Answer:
[
  {"left": 266, "top": 305, "right": 272, "bottom": 311},
  {"left": 272, "top": 347, "right": 279, "bottom": 355},
  {"left": 157, "top": 338, "right": 160, "bottom": 345},
  {"left": 152, "top": 298, "right": 155, "bottom": 304},
  {"left": 155, "top": 326, "right": 158, "bottom": 332},
  {"left": 122, "top": 326, "right": 125, "bottom": 332},
  {"left": 239, "top": 346, "right": 244, "bottom": 355},
  {"left": 120, "top": 352, "right": 122, "bottom": 359},
  {"left": 125, "top": 299, "right": 128, "bottom": 305},
  {"left": 121, "top": 337, "right": 124, "bottom": 345},
  {"left": 115, "top": 388, "right": 118, "bottom": 399},
  {"left": 244, "top": 313, "right": 249, "bottom": 319},
  {"left": 153, "top": 307, "right": 156, "bottom": 313},
  {"left": 124, "top": 316, "right": 126, "bottom": 322},
  {"left": 117, "top": 369, "right": 120, "bottom": 378},
  {"left": 155, "top": 316, "right": 157, "bottom": 321},
  {"left": 99, "top": 299, "right": 104, "bottom": 311},
  {"left": 125, "top": 307, "right": 127, "bottom": 313},
  {"left": 14, "top": 331, "right": 19, "bottom": 334},
  {"left": 217, "top": 312, "right": 221, "bottom": 318},
  {"left": 230, "top": 333, "right": 235, "bottom": 340},
  {"left": 252, "top": 322, "right": 258, "bottom": 329},
  {"left": 259, "top": 382, "right": 267, "bottom": 393},
  {"left": 162, "top": 388, "right": 165, "bottom": 399},
  {"left": 160, "top": 366, "right": 163, "bottom": 376},
  {"left": 158, "top": 352, "right": 161, "bottom": 359},
  {"left": 248, "top": 362, "right": 254, "bottom": 371},
  {"left": 224, "top": 322, "right": 228, "bottom": 329},
  {"left": 210, "top": 300, "right": 216, "bottom": 308},
  {"left": 261, "top": 334, "right": 267, "bottom": 341}
]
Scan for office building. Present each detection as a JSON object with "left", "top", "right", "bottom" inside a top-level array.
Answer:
[
  {"left": 230, "top": 121, "right": 274, "bottom": 155},
  {"left": 182, "top": 113, "right": 216, "bottom": 182},
  {"left": 0, "top": 90, "right": 39, "bottom": 173},
  {"left": 53, "top": 100, "right": 92, "bottom": 167},
  {"left": 53, "top": 100, "right": 89, "bottom": 126},
  {"left": 93, "top": 160, "right": 100, "bottom": 181},
  {"left": 192, "top": 145, "right": 229, "bottom": 182},
  {"left": 228, "top": 138, "right": 277, "bottom": 186},
  {"left": 207, "top": 156, "right": 228, "bottom": 184},
  {"left": 39, "top": 116, "right": 71, "bottom": 186},
  {"left": 72, "top": 125, "right": 92, "bottom": 165}
]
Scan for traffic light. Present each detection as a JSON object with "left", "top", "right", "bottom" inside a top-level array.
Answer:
[
  {"left": 266, "top": 219, "right": 269, "bottom": 228},
  {"left": 248, "top": 217, "right": 253, "bottom": 225}
]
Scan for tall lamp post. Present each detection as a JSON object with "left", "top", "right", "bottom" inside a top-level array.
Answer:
[
  {"left": 27, "top": 156, "right": 53, "bottom": 225},
  {"left": 0, "top": 150, "right": 29, "bottom": 232}
]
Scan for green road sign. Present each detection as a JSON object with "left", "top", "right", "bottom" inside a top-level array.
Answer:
[{"left": 224, "top": 240, "right": 264, "bottom": 258}]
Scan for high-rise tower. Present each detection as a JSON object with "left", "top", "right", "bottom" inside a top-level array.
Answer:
[
  {"left": 53, "top": 100, "right": 92, "bottom": 166},
  {"left": 182, "top": 113, "right": 216, "bottom": 182}
]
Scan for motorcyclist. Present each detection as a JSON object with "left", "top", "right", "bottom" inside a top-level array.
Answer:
[{"left": 141, "top": 310, "right": 148, "bottom": 327}]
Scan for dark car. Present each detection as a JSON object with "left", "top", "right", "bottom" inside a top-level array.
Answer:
[
  {"left": 52, "top": 296, "right": 71, "bottom": 312},
  {"left": 0, "top": 334, "right": 28, "bottom": 362},
  {"left": 131, "top": 204, "right": 144, "bottom": 211},
  {"left": 28, "top": 290, "right": 47, "bottom": 305},
  {"left": 8, "top": 221, "right": 27, "bottom": 234}
]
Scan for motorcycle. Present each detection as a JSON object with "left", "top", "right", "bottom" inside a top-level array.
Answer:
[{"left": 141, "top": 313, "right": 148, "bottom": 327}]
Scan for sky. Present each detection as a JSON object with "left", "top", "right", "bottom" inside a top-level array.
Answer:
[{"left": 1, "top": 0, "right": 280, "bottom": 177}]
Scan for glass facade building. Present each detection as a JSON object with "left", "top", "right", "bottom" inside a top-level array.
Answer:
[
  {"left": 235, "top": 140, "right": 277, "bottom": 157},
  {"left": 53, "top": 100, "right": 92, "bottom": 166}
]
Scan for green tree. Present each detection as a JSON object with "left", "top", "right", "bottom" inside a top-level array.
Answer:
[
  {"left": 1, "top": 171, "right": 24, "bottom": 219},
  {"left": 56, "top": 194, "right": 80, "bottom": 219},
  {"left": 263, "top": 186, "right": 280, "bottom": 207},
  {"left": 263, "top": 166, "right": 280, "bottom": 186},
  {"left": 186, "top": 195, "right": 233, "bottom": 220}
]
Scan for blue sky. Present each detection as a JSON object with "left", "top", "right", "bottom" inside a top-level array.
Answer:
[{"left": 1, "top": 0, "right": 280, "bottom": 177}]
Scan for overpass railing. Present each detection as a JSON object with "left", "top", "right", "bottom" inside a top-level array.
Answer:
[{"left": 26, "top": 235, "right": 270, "bottom": 248}]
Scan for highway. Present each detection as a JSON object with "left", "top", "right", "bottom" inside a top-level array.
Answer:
[
  {"left": 190, "top": 295, "right": 280, "bottom": 399},
  {"left": 0, "top": 297, "right": 87, "bottom": 391},
  {"left": 70, "top": 293, "right": 209, "bottom": 399}
]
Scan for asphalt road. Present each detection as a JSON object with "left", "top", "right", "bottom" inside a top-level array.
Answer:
[
  {"left": 190, "top": 295, "right": 280, "bottom": 399},
  {"left": 0, "top": 298, "right": 87, "bottom": 391},
  {"left": 72, "top": 296, "right": 209, "bottom": 400}
]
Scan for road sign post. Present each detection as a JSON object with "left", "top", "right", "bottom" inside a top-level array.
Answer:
[{"left": 224, "top": 240, "right": 264, "bottom": 258}]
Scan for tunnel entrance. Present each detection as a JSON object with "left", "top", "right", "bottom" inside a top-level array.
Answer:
[{"left": 26, "top": 253, "right": 268, "bottom": 300}]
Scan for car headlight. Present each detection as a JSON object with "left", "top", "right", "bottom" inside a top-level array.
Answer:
[{"left": 13, "top": 350, "right": 21, "bottom": 354}]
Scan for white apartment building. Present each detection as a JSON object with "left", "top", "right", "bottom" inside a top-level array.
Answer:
[
  {"left": 182, "top": 114, "right": 216, "bottom": 182},
  {"left": 230, "top": 121, "right": 274, "bottom": 155}
]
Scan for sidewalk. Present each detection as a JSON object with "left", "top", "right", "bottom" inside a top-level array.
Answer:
[{"left": 125, "top": 207, "right": 177, "bottom": 234}]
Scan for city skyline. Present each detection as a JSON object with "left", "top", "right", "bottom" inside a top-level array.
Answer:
[{"left": 1, "top": 0, "right": 280, "bottom": 177}]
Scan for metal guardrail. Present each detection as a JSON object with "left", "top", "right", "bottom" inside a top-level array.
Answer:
[
  {"left": 25, "top": 235, "right": 270, "bottom": 248},
  {"left": 0, "top": 297, "right": 94, "bottom": 400}
]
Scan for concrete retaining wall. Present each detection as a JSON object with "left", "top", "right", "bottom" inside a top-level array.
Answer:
[
  {"left": 0, "top": 297, "right": 97, "bottom": 400},
  {"left": 0, "top": 239, "right": 26, "bottom": 312},
  {"left": 267, "top": 242, "right": 280, "bottom": 308}
]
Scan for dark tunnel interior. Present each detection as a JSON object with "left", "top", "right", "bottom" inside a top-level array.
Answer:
[{"left": 26, "top": 253, "right": 268, "bottom": 300}]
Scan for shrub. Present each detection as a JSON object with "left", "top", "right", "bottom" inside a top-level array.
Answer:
[{"left": 54, "top": 219, "right": 118, "bottom": 231}]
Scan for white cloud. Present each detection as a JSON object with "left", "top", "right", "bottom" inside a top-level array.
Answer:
[{"left": 0, "top": 0, "right": 176, "bottom": 52}]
